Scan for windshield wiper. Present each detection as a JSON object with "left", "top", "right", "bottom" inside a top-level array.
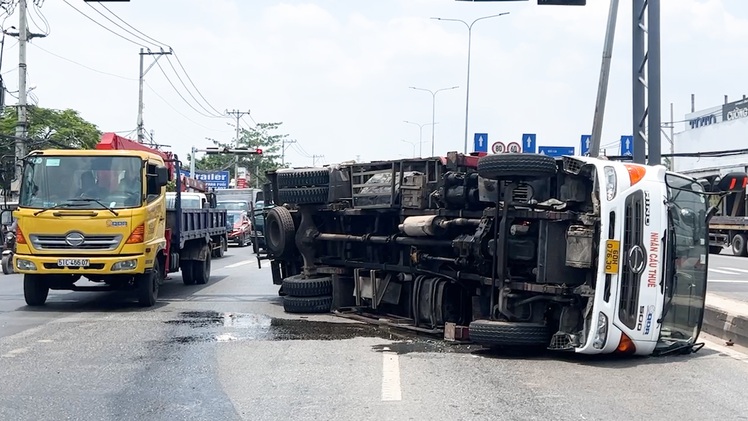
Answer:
[
  {"left": 67, "top": 198, "right": 119, "bottom": 216},
  {"left": 33, "top": 200, "right": 89, "bottom": 216}
]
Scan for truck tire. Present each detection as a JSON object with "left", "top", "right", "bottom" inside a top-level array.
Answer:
[
  {"left": 194, "top": 253, "right": 211, "bottom": 285},
  {"left": 265, "top": 206, "right": 296, "bottom": 257},
  {"left": 212, "top": 237, "right": 226, "bottom": 258},
  {"left": 732, "top": 234, "right": 748, "bottom": 257},
  {"left": 24, "top": 274, "right": 49, "bottom": 306},
  {"left": 282, "top": 295, "right": 333, "bottom": 314},
  {"left": 477, "top": 154, "right": 557, "bottom": 181},
  {"left": 181, "top": 261, "right": 196, "bottom": 285},
  {"left": 281, "top": 275, "right": 333, "bottom": 297},
  {"left": 136, "top": 259, "right": 161, "bottom": 307},
  {"left": 1, "top": 254, "right": 11, "bottom": 274},
  {"left": 278, "top": 187, "right": 329, "bottom": 205},
  {"left": 468, "top": 320, "right": 551, "bottom": 347},
  {"left": 277, "top": 168, "right": 330, "bottom": 188}
]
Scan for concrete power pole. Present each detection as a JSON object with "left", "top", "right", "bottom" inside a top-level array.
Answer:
[
  {"left": 281, "top": 138, "right": 296, "bottom": 167},
  {"left": 137, "top": 48, "right": 171, "bottom": 143},
  {"left": 312, "top": 154, "right": 324, "bottom": 166},
  {"left": 225, "top": 109, "right": 251, "bottom": 183},
  {"left": 588, "top": 0, "right": 619, "bottom": 158}
]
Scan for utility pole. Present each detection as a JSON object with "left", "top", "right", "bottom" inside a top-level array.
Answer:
[
  {"left": 225, "top": 109, "right": 251, "bottom": 183},
  {"left": 4, "top": 0, "right": 46, "bottom": 187},
  {"left": 312, "top": 154, "right": 324, "bottom": 166},
  {"left": 137, "top": 48, "right": 171, "bottom": 143},
  {"left": 281, "top": 138, "right": 296, "bottom": 167},
  {"left": 588, "top": 0, "right": 619, "bottom": 158}
]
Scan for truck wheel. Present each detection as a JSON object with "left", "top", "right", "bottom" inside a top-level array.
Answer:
[
  {"left": 23, "top": 274, "right": 49, "bottom": 306},
  {"left": 732, "top": 234, "right": 748, "bottom": 257},
  {"left": 468, "top": 320, "right": 551, "bottom": 347},
  {"left": 1, "top": 254, "right": 11, "bottom": 274},
  {"left": 278, "top": 187, "right": 329, "bottom": 205},
  {"left": 477, "top": 153, "right": 557, "bottom": 181},
  {"left": 277, "top": 168, "right": 330, "bottom": 188},
  {"left": 265, "top": 206, "right": 296, "bottom": 257},
  {"left": 181, "top": 261, "right": 196, "bottom": 285},
  {"left": 282, "top": 295, "right": 333, "bottom": 314},
  {"left": 212, "top": 238, "right": 226, "bottom": 258},
  {"left": 281, "top": 275, "right": 333, "bottom": 297},
  {"left": 136, "top": 259, "right": 161, "bottom": 307},
  {"left": 194, "top": 253, "right": 211, "bottom": 285}
]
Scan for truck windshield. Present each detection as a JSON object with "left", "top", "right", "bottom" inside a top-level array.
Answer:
[
  {"left": 19, "top": 156, "right": 143, "bottom": 210},
  {"left": 656, "top": 173, "right": 709, "bottom": 354}
]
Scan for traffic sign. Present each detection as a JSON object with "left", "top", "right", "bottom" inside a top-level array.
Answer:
[
  {"left": 538, "top": 146, "right": 575, "bottom": 157},
  {"left": 474, "top": 133, "right": 488, "bottom": 153},
  {"left": 620, "top": 135, "right": 633, "bottom": 156},
  {"left": 522, "top": 133, "right": 536, "bottom": 153},
  {"left": 507, "top": 142, "right": 521, "bottom": 153},
  {"left": 580, "top": 134, "right": 591, "bottom": 156},
  {"left": 491, "top": 142, "right": 506, "bottom": 154},
  {"left": 180, "top": 170, "right": 231, "bottom": 189}
]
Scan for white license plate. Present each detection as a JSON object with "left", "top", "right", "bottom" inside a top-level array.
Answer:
[{"left": 58, "top": 259, "right": 90, "bottom": 267}]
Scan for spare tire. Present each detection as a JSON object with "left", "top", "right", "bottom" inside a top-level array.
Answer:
[
  {"left": 265, "top": 206, "right": 296, "bottom": 257},
  {"left": 282, "top": 274, "right": 333, "bottom": 297},
  {"left": 477, "top": 153, "right": 557, "bottom": 181},
  {"left": 283, "top": 295, "right": 333, "bottom": 314},
  {"left": 469, "top": 320, "right": 551, "bottom": 347},
  {"left": 277, "top": 168, "right": 330, "bottom": 188}
]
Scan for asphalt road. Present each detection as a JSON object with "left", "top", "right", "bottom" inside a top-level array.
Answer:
[
  {"left": 0, "top": 248, "right": 748, "bottom": 420},
  {"left": 709, "top": 249, "right": 748, "bottom": 301}
]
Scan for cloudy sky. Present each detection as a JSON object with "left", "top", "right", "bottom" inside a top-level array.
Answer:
[{"left": 0, "top": 0, "right": 745, "bottom": 167}]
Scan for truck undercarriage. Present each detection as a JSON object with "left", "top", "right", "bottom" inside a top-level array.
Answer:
[{"left": 264, "top": 152, "right": 603, "bottom": 350}]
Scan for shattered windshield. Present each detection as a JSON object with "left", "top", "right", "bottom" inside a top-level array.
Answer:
[
  {"left": 19, "top": 156, "right": 143, "bottom": 210},
  {"left": 656, "top": 174, "right": 709, "bottom": 353}
]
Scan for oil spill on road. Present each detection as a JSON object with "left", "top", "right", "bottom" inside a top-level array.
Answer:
[
  {"left": 372, "top": 341, "right": 475, "bottom": 355},
  {"left": 161, "top": 310, "right": 406, "bottom": 345}
]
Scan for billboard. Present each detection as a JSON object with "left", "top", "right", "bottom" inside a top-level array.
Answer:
[{"left": 179, "top": 170, "right": 230, "bottom": 189}]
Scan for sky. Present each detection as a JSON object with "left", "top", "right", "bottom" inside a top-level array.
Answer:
[{"left": 0, "top": 0, "right": 746, "bottom": 168}]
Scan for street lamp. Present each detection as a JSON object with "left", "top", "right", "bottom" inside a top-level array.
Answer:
[
  {"left": 432, "top": 12, "right": 510, "bottom": 154},
  {"left": 409, "top": 85, "right": 459, "bottom": 157},
  {"left": 403, "top": 120, "right": 438, "bottom": 157},
  {"left": 400, "top": 139, "right": 418, "bottom": 158}
]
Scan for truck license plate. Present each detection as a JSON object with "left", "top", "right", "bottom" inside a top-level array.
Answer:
[
  {"left": 604, "top": 240, "right": 620, "bottom": 274},
  {"left": 58, "top": 259, "right": 90, "bottom": 267}
]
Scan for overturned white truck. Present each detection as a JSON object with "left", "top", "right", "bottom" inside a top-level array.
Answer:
[{"left": 262, "top": 152, "right": 745, "bottom": 356}]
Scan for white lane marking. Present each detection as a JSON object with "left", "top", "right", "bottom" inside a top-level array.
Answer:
[
  {"left": 224, "top": 260, "right": 253, "bottom": 269},
  {"left": 2, "top": 347, "right": 29, "bottom": 358},
  {"left": 37, "top": 339, "right": 54, "bottom": 343},
  {"left": 709, "top": 268, "right": 741, "bottom": 275},
  {"left": 381, "top": 347, "right": 402, "bottom": 401},
  {"left": 708, "top": 279, "right": 748, "bottom": 284},
  {"left": 720, "top": 267, "right": 748, "bottom": 274}
]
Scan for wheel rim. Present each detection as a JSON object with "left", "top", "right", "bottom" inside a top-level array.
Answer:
[{"left": 734, "top": 236, "right": 745, "bottom": 254}]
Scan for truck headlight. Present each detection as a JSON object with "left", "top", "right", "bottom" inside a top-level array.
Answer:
[
  {"left": 112, "top": 259, "right": 137, "bottom": 271},
  {"left": 15, "top": 259, "right": 36, "bottom": 271},
  {"left": 593, "top": 312, "right": 608, "bottom": 349},
  {"left": 604, "top": 166, "right": 617, "bottom": 201}
]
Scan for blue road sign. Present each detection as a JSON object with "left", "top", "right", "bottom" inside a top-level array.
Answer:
[
  {"left": 580, "top": 134, "right": 591, "bottom": 156},
  {"left": 538, "top": 146, "right": 575, "bottom": 157},
  {"left": 180, "top": 170, "right": 231, "bottom": 189},
  {"left": 522, "top": 133, "right": 536, "bottom": 153},
  {"left": 620, "top": 135, "right": 633, "bottom": 156},
  {"left": 474, "top": 133, "right": 488, "bottom": 153}
]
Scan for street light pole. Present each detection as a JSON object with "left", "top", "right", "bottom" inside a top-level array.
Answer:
[
  {"left": 404, "top": 120, "right": 438, "bottom": 157},
  {"left": 409, "top": 86, "right": 459, "bottom": 157},
  {"left": 432, "top": 13, "right": 510, "bottom": 155},
  {"left": 400, "top": 139, "right": 417, "bottom": 158}
]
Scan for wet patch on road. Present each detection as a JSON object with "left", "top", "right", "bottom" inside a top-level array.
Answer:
[{"left": 160, "top": 310, "right": 411, "bottom": 345}]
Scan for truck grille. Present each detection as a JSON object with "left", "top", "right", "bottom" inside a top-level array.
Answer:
[
  {"left": 30, "top": 233, "right": 122, "bottom": 251},
  {"left": 618, "top": 191, "right": 644, "bottom": 329}
]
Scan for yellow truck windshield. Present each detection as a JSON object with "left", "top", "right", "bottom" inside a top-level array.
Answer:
[{"left": 19, "top": 155, "right": 144, "bottom": 209}]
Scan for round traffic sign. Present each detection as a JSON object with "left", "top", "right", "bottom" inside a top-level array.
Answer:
[
  {"left": 491, "top": 142, "right": 505, "bottom": 154},
  {"left": 507, "top": 142, "right": 521, "bottom": 153}
]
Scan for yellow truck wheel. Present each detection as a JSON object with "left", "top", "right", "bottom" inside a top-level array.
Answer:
[{"left": 24, "top": 274, "right": 49, "bottom": 306}]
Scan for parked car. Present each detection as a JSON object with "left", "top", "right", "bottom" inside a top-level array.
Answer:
[{"left": 226, "top": 210, "right": 251, "bottom": 247}]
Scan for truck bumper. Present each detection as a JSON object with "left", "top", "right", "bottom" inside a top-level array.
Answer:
[{"left": 13, "top": 253, "right": 151, "bottom": 275}]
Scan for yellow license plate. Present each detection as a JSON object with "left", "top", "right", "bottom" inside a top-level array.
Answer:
[{"left": 604, "top": 240, "right": 620, "bottom": 274}]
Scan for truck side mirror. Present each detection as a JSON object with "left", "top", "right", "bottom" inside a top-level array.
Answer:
[
  {"left": 716, "top": 172, "right": 748, "bottom": 193},
  {"left": 156, "top": 167, "right": 169, "bottom": 187}
]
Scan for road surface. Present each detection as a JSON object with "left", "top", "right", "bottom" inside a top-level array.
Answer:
[
  {"left": 0, "top": 249, "right": 747, "bottom": 420},
  {"left": 709, "top": 251, "right": 748, "bottom": 301}
]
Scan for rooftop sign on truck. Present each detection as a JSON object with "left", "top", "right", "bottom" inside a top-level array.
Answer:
[{"left": 262, "top": 151, "right": 745, "bottom": 357}]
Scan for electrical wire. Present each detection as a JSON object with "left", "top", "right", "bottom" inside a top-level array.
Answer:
[
  {"left": 28, "top": 42, "right": 137, "bottom": 80},
  {"left": 83, "top": 1, "right": 162, "bottom": 50},
  {"left": 143, "top": 80, "right": 229, "bottom": 132},
  {"left": 164, "top": 55, "right": 222, "bottom": 118},
  {"left": 152, "top": 59, "right": 218, "bottom": 119},
  {"left": 61, "top": 0, "right": 149, "bottom": 48},
  {"left": 93, "top": 1, "right": 168, "bottom": 48},
  {"left": 171, "top": 52, "right": 224, "bottom": 117}
]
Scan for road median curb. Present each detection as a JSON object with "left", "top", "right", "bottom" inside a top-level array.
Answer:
[{"left": 702, "top": 294, "right": 748, "bottom": 347}]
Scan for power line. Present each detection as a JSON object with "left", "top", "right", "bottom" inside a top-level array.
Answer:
[
  {"left": 153, "top": 58, "right": 218, "bottom": 119},
  {"left": 94, "top": 2, "right": 168, "bottom": 48},
  {"left": 83, "top": 1, "right": 161, "bottom": 49},
  {"left": 164, "top": 54, "right": 221, "bottom": 117},
  {"left": 143, "top": 80, "right": 227, "bottom": 131},
  {"left": 171, "top": 52, "right": 223, "bottom": 117},
  {"left": 61, "top": 0, "right": 149, "bottom": 48},
  {"left": 28, "top": 42, "right": 136, "bottom": 80}
]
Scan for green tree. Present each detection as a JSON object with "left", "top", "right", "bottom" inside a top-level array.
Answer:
[
  {"left": 0, "top": 106, "right": 102, "bottom": 153},
  {"left": 192, "top": 121, "right": 286, "bottom": 186}
]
